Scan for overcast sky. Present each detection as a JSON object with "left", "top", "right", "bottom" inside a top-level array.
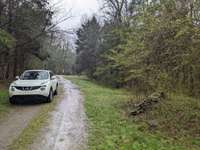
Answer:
[{"left": 51, "top": 0, "right": 100, "bottom": 30}]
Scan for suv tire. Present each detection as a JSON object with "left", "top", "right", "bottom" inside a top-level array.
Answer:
[
  {"left": 47, "top": 89, "right": 53, "bottom": 103},
  {"left": 9, "top": 97, "right": 15, "bottom": 104},
  {"left": 54, "top": 84, "right": 58, "bottom": 95}
]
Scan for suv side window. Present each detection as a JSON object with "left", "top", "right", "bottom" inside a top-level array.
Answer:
[{"left": 50, "top": 72, "right": 54, "bottom": 79}]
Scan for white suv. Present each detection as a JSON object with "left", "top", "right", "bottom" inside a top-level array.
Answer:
[{"left": 9, "top": 70, "right": 58, "bottom": 104}]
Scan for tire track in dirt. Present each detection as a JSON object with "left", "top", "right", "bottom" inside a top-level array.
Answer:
[{"left": 30, "top": 77, "right": 87, "bottom": 150}]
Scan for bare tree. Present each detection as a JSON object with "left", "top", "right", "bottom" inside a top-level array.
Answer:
[{"left": 102, "top": 0, "right": 129, "bottom": 24}]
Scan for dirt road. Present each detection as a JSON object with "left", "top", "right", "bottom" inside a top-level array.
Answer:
[
  {"left": 0, "top": 102, "right": 42, "bottom": 149},
  {"left": 0, "top": 77, "right": 87, "bottom": 150},
  {"left": 30, "top": 77, "right": 87, "bottom": 150}
]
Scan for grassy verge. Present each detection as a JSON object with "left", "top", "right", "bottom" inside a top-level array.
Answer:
[
  {"left": 66, "top": 76, "right": 199, "bottom": 150},
  {"left": 8, "top": 86, "right": 64, "bottom": 150},
  {"left": 0, "top": 82, "right": 10, "bottom": 118},
  {"left": 130, "top": 93, "right": 200, "bottom": 149}
]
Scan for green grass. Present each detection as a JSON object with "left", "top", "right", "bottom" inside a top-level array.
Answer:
[
  {"left": 133, "top": 93, "right": 200, "bottom": 149},
  {"left": 9, "top": 86, "right": 64, "bottom": 150},
  {"left": 66, "top": 76, "right": 199, "bottom": 150},
  {"left": 0, "top": 85, "right": 10, "bottom": 118}
]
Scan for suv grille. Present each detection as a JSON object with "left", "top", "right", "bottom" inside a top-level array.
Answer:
[{"left": 15, "top": 86, "right": 41, "bottom": 91}]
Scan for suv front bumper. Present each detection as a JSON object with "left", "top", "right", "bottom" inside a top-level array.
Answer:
[
  {"left": 10, "top": 95, "right": 48, "bottom": 101},
  {"left": 9, "top": 87, "right": 49, "bottom": 99}
]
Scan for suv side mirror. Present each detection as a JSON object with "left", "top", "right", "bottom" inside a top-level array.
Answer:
[
  {"left": 51, "top": 76, "right": 56, "bottom": 80},
  {"left": 16, "top": 76, "right": 19, "bottom": 80}
]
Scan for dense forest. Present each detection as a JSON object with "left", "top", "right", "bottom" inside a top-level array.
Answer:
[
  {"left": 1, "top": 0, "right": 200, "bottom": 96},
  {"left": 76, "top": 0, "right": 200, "bottom": 96},
  {"left": 0, "top": 0, "right": 74, "bottom": 80}
]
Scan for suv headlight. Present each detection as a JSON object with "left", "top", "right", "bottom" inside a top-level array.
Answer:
[
  {"left": 10, "top": 82, "right": 17, "bottom": 92},
  {"left": 40, "top": 85, "right": 47, "bottom": 91},
  {"left": 10, "top": 86, "right": 15, "bottom": 92},
  {"left": 11, "top": 86, "right": 15, "bottom": 92}
]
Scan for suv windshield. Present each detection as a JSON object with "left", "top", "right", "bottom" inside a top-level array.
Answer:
[{"left": 20, "top": 71, "right": 49, "bottom": 80}]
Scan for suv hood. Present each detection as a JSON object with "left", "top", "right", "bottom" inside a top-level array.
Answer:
[{"left": 12, "top": 80, "right": 49, "bottom": 87}]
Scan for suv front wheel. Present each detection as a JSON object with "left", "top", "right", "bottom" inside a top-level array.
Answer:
[
  {"left": 9, "top": 97, "right": 15, "bottom": 104},
  {"left": 47, "top": 89, "right": 53, "bottom": 103}
]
